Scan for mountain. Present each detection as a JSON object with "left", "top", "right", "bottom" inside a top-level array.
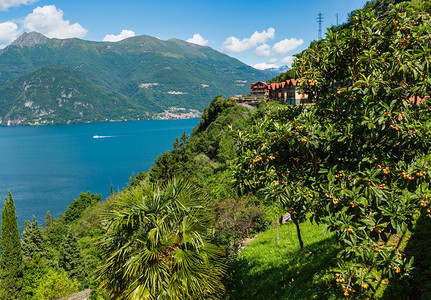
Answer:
[
  {"left": 264, "top": 65, "right": 290, "bottom": 73},
  {"left": 0, "top": 32, "right": 271, "bottom": 125},
  {"left": 0, "top": 66, "right": 150, "bottom": 125}
]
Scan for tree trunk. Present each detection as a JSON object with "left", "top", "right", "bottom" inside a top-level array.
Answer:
[
  {"left": 293, "top": 219, "right": 304, "bottom": 250},
  {"left": 276, "top": 222, "right": 280, "bottom": 245}
]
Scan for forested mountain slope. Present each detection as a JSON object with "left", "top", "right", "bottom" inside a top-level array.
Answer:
[{"left": 0, "top": 32, "right": 270, "bottom": 125}]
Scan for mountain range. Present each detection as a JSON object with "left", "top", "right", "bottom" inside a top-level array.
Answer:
[
  {"left": 264, "top": 65, "right": 290, "bottom": 73},
  {"left": 0, "top": 32, "right": 271, "bottom": 125}
]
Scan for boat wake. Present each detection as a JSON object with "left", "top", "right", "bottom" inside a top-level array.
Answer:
[{"left": 93, "top": 135, "right": 114, "bottom": 139}]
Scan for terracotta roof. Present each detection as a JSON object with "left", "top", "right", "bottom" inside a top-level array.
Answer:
[
  {"left": 251, "top": 81, "right": 268, "bottom": 87},
  {"left": 255, "top": 79, "right": 299, "bottom": 92}
]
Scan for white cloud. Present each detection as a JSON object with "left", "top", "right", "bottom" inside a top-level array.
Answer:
[
  {"left": 281, "top": 55, "right": 295, "bottom": 66},
  {"left": 22, "top": 5, "right": 87, "bottom": 39},
  {"left": 268, "top": 58, "right": 277, "bottom": 63},
  {"left": 0, "top": 21, "right": 19, "bottom": 48},
  {"left": 0, "top": 0, "right": 37, "bottom": 11},
  {"left": 222, "top": 28, "right": 275, "bottom": 53},
  {"left": 254, "top": 44, "right": 270, "bottom": 57},
  {"left": 186, "top": 33, "right": 208, "bottom": 46},
  {"left": 271, "top": 38, "right": 303, "bottom": 56},
  {"left": 103, "top": 30, "right": 135, "bottom": 42},
  {"left": 253, "top": 62, "right": 277, "bottom": 70}
]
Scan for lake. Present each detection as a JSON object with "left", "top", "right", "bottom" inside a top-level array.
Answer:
[{"left": 0, "top": 119, "right": 200, "bottom": 230}]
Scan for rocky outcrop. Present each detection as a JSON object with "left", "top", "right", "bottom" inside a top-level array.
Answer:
[{"left": 10, "top": 32, "right": 48, "bottom": 48}]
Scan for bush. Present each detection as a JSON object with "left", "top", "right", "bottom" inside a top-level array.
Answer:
[
  {"left": 34, "top": 269, "right": 79, "bottom": 299},
  {"left": 212, "top": 196, "right": 268, "bottom": 244},
  {"left": 64, "top": 192, "right": 102, "bottom": 223}
]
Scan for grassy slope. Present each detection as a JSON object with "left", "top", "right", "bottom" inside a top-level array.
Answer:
[
  {"left": 227, "top": 220, "right": 340, "bottom": 300},
  {"left": 383, "top": 212, "right": 431, "bottom": 299},
  {"left": 227, "top": 214, "right": 431, "bottom": 300}
]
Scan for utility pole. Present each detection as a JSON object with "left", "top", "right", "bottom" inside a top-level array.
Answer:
[
  {"left": 336, "top": 13, "right": 339, "bottom": 26},
  {"left": 317, "top": 13, "right": 324, "bottom": 40}
]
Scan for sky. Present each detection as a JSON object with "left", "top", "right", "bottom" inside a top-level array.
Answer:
[{"left": 0, "top": 0, "right": 369, "bottom": 69}]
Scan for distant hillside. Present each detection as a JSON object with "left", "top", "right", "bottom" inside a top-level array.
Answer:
[
  {"left": 0, "top": 32, "right": 271, "bottom": 124},
  {"left": 0, "top": 66, "right": 149, "bottom": 125}
]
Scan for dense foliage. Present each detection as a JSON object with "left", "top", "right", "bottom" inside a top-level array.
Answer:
[
  {"left": 232, "top": 1, "right": 431, "bottom": 297},
  {"left": 33, "top": 269, "right": 79, "bottom": 299},
  {"left": 23, "top": 254, "right": 48, "bottom": 299},
  {"left": 21, "top": 217, "right": 46, "bottom": 260},
  {"left": 59, "top": 230, "right": 86, "bottom": 281},
  {"left": 0, "top": 192, "right": 25, "bottom": 299},
  {"left": 96, "top": 179, "right": 226, "bottom": 299},
  {"left": 192, "top": 96, "right": 236, "bottom": 135},
  {"left": 64, "top": 191, "right": 102, "bottom": 223}
]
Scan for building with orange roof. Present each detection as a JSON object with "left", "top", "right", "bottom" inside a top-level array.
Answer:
[
  {"left": 250, "top": 81, "right": 269, "bottom": 97},
  {"left": 241, "top": 79, "right": 311, "bottom": 106},
  {"left": 267, "top": 79, "right": 310, "bottom": 105}
]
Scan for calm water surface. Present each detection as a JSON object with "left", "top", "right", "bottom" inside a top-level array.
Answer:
[{"left": 0, "top": 119, "right": 199, "bottom": 230}]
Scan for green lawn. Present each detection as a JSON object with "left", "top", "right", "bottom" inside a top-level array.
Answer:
[
  {"left": 226, "top": 220, "right": 340, "bottom": 300},
  {"left": 226, "top": 214, "right": 431, "bottom": 300},
  {"left": 382, "top": 212, "right": 431, "bottom": 299}
]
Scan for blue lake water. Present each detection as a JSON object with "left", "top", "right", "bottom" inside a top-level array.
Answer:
[{"left": 0, "top": 119, "right": 199, "bottom": 230}]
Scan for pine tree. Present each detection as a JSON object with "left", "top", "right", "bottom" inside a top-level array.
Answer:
[
  {"left": 21, "top": 216, "right": 46, "bottom": 259},
  {"left": 0, "top": 191, "right": 25, "bottom": 299},
  {"left": 58, "top": 230, "right": 86, "bottom": 281},
  {"left": 45, "top": 210, "right": 52, "bottom": 227}
]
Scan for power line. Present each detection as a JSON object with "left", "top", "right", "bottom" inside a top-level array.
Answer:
[
  {"left": 317, "top": 13, "right": 324, "bottom": 40},
  {"left": 340, "top": 0, "right": 354, "bottom": 23}
]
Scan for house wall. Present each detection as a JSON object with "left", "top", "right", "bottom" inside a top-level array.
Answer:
[{"left": 250, "top": 80, "right": 311, "bottom": 105}]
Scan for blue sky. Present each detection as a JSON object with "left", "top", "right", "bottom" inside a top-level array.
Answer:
[{"left": 0, "top": 0, "right": 368, "bottom": 69}]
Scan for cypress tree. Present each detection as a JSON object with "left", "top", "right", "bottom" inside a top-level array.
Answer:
[
  {"left": 0, "top": 191, "right": 25, "bottom": 299},
  {"left": 45, "top": 210, "right": 52, "bottom": 227},
  {"left": 58, "top": 230, "right": 86, "bottom": 281}
]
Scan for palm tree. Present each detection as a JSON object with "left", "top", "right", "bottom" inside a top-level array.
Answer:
[{"left": 96, "top": 178, "right": 225, "bottom": 299}]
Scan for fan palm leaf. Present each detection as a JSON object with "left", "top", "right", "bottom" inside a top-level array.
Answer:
[{"left": 96, "top": 178, "right": 225, "bottom": 299}]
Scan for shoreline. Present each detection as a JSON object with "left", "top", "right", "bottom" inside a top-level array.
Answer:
[{"left": 0, "top": 114, "right": 202, "bottom": 127}]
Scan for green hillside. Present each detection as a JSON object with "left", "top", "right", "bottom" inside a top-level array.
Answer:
[
  {"left": 3, "top": 1, "right": 431, "bottom": 299},
  {"left": 0, "top": 32, "right": 270, "bottom": 124},
  {"left": 0, "top": 65, "right": 150, "bottom": 125}
]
